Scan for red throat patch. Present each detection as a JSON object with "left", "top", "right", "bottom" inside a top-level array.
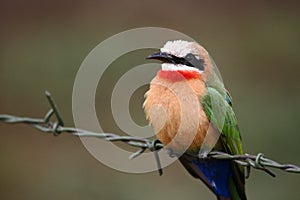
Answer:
[{"left": 158, "top": 70, "right": 201, "bottom": 82}]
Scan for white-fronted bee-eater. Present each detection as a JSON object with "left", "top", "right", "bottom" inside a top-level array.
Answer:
[{"left": 144, "top": 40, "right": 246, "bottom": 200}]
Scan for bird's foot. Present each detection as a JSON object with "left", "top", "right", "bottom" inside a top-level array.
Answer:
[{"left": 198, "top": 151, "right": 209, "bottom": 159}]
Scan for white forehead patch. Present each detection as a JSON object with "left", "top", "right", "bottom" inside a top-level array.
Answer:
[{"left": 160, "top": 40, "right": 199, "bottom": 57}]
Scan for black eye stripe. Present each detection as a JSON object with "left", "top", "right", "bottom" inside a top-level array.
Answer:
[
  {"left": 184, "top": 53, "right": 205, "bottom": 71},
  {"left": 168, "top": 53, "right": 205, "bottom": 71},
  {"left": 170, "top": 55, "right": 188, "bottom": 65},
  {"left": 152, "top": 51, "right": 205, "bottom": 71},
  {"left": 146, "top": 51, "right": 205, "bottom": 71}
]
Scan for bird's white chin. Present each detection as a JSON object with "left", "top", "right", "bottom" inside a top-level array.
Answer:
[{"left": 161, "top": 63, "right": 203, "bottom": 73}]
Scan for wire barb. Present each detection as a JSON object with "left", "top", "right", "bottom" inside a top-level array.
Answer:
[{"left": 0, "top": 91, "right": 299, "bottom": 177}]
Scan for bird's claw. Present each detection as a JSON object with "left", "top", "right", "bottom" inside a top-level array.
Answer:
[{"left": 198, "top": 151, "right": 209, "bottom": 159}]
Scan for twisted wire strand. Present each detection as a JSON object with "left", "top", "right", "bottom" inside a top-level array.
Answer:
[{"left": 0, "top": 91, "right": 299, "bottom": 177}]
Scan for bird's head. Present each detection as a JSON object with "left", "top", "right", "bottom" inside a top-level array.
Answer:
[{"left": 146, "top": 40, "right": 213, "bottom": 78}]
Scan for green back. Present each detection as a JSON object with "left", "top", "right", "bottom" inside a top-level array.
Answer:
[
  {"left": 201, "top": 86, "right": 246, "bottom": 200},
  {"left": 201, "top": 86, "right": 243, "bottom": 155}
]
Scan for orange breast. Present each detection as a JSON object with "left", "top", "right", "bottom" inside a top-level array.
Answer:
[{"left": 144, "top": 71, "right": 209, "bottom": 154}]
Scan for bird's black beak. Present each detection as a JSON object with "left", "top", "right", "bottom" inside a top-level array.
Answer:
[{"left": 145, "top": 52, "right": 175, "bottom": 63}]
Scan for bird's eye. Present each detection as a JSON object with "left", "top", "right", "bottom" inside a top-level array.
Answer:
[
  {"left": 184, "top": 53, "right": 205, "bottom": 71},
  {"left": 184, "top": 53, "right": 195, "bottom": 61}
]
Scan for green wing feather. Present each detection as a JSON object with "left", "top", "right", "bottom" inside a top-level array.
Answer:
[
  {"left": 201, "top": 86, "right": 243, "bottom": 155},
  {"left": 201, "top": 86, "right": 246, "bottom": 200}
]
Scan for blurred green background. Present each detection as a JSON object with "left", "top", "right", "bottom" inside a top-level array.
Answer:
[{"left": 0, "top": 1, "right": 300, "bottom": 199}]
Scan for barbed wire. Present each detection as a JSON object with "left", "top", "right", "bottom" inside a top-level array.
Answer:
[{"left": 0, "top": 91, "right": 299, "bottom": 177}]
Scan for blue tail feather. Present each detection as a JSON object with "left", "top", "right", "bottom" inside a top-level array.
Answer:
[
  {"left": 192, "top": 159, "right": 232, "bottom": 198},
  {"left": 179, "top": 154, "right": 246, "bottom": 200}
]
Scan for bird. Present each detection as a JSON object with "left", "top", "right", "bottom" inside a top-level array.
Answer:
[{"left": 143, "top": 40, "right": 246, "bottom": 200}]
